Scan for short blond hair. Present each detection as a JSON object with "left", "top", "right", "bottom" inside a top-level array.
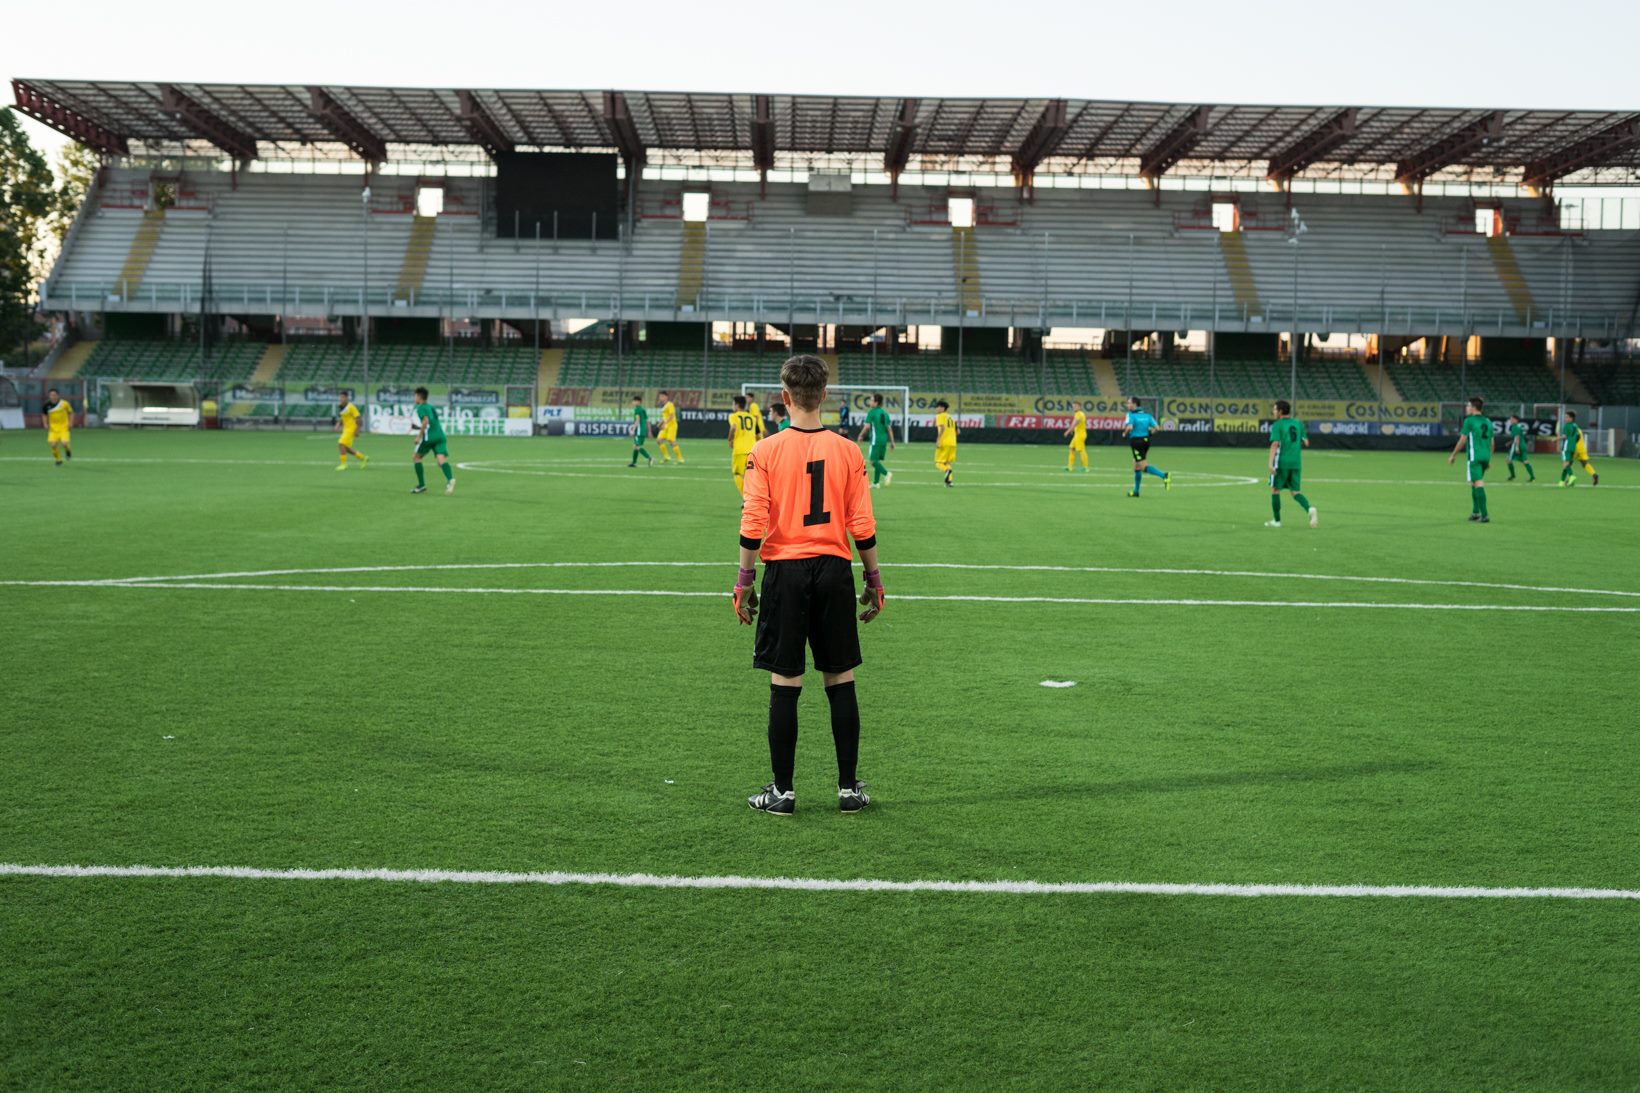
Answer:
[{"left": 780, "top": 355, "right": 828, "bottom": 411}]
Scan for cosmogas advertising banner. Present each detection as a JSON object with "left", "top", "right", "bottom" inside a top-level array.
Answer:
[{"left": 531, "top": 387, "right": 1449, "bottom": 436}]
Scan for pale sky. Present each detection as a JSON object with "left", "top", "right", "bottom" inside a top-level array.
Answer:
[{"left": 7, "top": 0, "right": 1638, "bottom": 162}]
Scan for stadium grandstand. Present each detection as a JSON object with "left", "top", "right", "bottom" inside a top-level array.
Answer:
[{"left": 14, "top": 78, "right": 1640, "bottom": 443}]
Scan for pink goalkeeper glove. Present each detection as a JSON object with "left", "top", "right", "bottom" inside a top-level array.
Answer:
[
  {"left": 732, "top": 567, "right": 758, "bottom": 625},
  {"left": 858, "top": 568, "right": 885, "bottom": 623}
]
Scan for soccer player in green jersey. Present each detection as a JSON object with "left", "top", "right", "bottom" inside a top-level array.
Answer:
[
  {"left": 410, "top": 387, "right": 454, "bottom": 495},
  {"left": 1556, "top": 409, "right": 1598, "bottom": 487},
  {"left": 855, "top": 393, "right": 895, "bottom": 487},
  {"left": 1447, "top": 396, "right": 1493, "bottom": 521},
  {"left": 770, "top": 400, "right": 790, "bottom": 431},
  {"left": 628, "top": 395, "right": 654, "bottom": 468},
  {"left": 1504, "top": 414, "right": 1535, "bottom": 482},
  {"left": 1265, "top": 400, "right": 1317, "bottom": 528}
]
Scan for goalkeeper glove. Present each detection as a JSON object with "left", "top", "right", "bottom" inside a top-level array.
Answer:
[
  {"left": 732, "top": 567, "right": 758, "bottom": 625},
  {"left": 858, "top": 568, "right": 885, "bottom": 623}
]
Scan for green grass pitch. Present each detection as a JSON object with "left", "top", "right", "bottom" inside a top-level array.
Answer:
[{"left": 2, "top": 430, "right": 1637, "bottom": 1090}]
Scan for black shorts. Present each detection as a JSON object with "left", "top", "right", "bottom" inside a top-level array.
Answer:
[
  {"left": 1129, "top": 438, "right": 1151, "bottom": 461},
  {"left": 752, "top": 555, "right": 862, "bottom": 676}
]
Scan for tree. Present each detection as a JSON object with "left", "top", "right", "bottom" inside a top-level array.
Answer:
[
  {"left": 49, "top": 141, "right": 100, "bottom": 246},
  {"left": 0, "top": 107, "right": 56, "bottom": 357}
]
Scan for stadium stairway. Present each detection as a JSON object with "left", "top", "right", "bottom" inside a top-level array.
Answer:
[
  {"left": 1554, "top": 357, "right": 1595, "bottom": 405},
  {"left": 952, "top": 227, "right": 981, "bottom": 313},
  {"left": 393, "top": 216, "right": 437, "bottom": 303},
  {"left": 538, "top": 348, "right": 564, "bottom": 391},
  {"left": 1486, "top": 235, "right": 1537, "bottom": 323},
  {"left": 677, "top": 222, "right": 706, "bottom": 307},
  {"left": 1091, "top": 358, "right": 1122, "bottom": 398},
  {"left": 114, "top": 210, "right": 165, "bottom": 301},
  {"left": 47, "top": 340, "right": 100, "bottom": 379},
  {"left": 1218, "top": 233, "right": 1262, "bottom": 316},
  {"left": 1360, "top": 358, "right": 1404, "bottom": 402},
  {"left": 251, "top": 344, "right": 287, "bottom": 384}
]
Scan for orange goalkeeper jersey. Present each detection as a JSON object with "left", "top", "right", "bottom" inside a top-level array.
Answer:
[{"left": 739, "top": 426, "right": 876, "bottom": 562}]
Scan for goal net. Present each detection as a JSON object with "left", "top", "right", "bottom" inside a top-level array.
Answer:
[
  {"left": 1581, "top": 428, "right": 1620, "bottom": 458},
  {"left": 1530, "top": 404, "right": 1621, "bottom": 458},
  {"left": 741, "top": 383, "right": 910, "bottom": 444}
]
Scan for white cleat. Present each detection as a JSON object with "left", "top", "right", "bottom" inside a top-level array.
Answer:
[
  {"left": 446, "top": 479, "right": 456, "bottom": 495},
  {"left": 1264, "top": 520, "right": 1282, "bottom": 528},
  {"left": 884, "top": 472, "right": 893, "bottom": 486},
  {"left": 1309, "top": 506, "right": 1318, "bottom": 528}
]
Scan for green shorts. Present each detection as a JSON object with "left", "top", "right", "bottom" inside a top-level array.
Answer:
[
  {"left": 1269, "top": 467, "right": 1301, "bottom": 491},
  {"left": 1508, "top": 450, "right": 1531, "bottom": 463},
  {"left": 416, "top": 438, "right": 448, "bottom": 458},
  {"left": 869, "top": 444, "right": 888, "bottom": 464},
  {"left": 1467, "top": 459, "right": 1490, "bottom": 483}
]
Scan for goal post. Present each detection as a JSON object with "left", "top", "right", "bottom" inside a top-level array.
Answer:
[
  {"left": 1582, "top": 428, "right": 1620, "bottom": 458},
  {"left": 741, "top": 382, "right": 911, "bottom": 444},
  {"left": 1530, "top": 403, "right": 1621, "bottom": 458}
]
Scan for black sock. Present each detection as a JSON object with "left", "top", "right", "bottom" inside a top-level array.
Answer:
[
  {"left": 825, "top": 681, "right": 861, "bottom": 788},
  {"left": 768, "top": 684, "right": 801, "bottom": 793}
]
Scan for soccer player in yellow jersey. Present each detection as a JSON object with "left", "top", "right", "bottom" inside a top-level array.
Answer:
[
  {"left": 655, "top": 390, "right": 684, "bottom": 464},
  {"left": 334, "top": 390, "right": 368, "bottom": 471},
  {"left": 746, "top": 393, "right": 766, "bottom": 439},
  {"left": 1063, "top": 407, "right": 1088, "bottom": 471},
  {"left": 729, "top": 394, "right": 760, "bottom": 494},
  {"left": 933, "top": 399, "right": 957, "bottom": 487},
  {"left": 43, "top": 387, "right": 73, "bottom": 465}
]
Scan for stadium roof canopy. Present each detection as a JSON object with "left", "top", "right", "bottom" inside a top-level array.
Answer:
[{"left": 12, "top": 77, "right": 1640, "bottom": 187}]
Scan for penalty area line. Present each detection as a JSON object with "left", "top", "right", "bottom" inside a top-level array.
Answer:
[
  {"left": 1, "top": 862, "right": 1636, "bottom": 901},
  {"left": 3, "top": 562, "right": 1635, "bottom": 601},
  {"left": 0, "top": 580, "right": 1636, "bottom": 612}
]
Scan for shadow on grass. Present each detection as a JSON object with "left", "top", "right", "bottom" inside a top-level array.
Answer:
[{"left": 888, "top": 758, "right": 1441, "bottom": 810}]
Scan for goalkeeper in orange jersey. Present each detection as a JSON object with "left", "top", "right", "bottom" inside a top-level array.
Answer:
[{"left": 733, "top": 355, "right": 882, "bottom": 816}]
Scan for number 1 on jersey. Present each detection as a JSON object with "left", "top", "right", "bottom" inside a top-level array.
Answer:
[{"left": 803, "top": 459, "right": 831, "bottom": 526}]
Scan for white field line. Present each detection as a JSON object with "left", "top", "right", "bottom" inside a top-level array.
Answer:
[
  {"left": 4, "top": 454, "right": 1630, "bottom": 488},
  {"left": 454, "top": 462, "right": 1263, "bottom": 488},
  {"left": 0, "top": 456, "right": 327, "bottom": 466},
  {"left": 1, "top": 580, "right": 1636, "bottom": 613},
  {"left": 4, "top": 562, "right": 1635, "bottom": 602},
  {"left": 2, "top": 862, "right": 1636, "bottom": 901},
  {"left": 456, "top": 461, "right": 1639, "bottom": 490},
  {"left": 1303, "top": 476, "right": 1638, "bottom": 490}
]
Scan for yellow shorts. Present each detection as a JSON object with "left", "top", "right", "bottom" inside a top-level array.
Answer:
[
  {"left": 934, "top": 445, "right": 957, "bottom": 466},
  {"left": 48, "top": 429, "right": 70, "bottom": 445},
  {"left": 659, "top": 426, "right": 677, "bottom": 442},
  {"left": 340, "top": 431, "right": 358, "bottom": 447},
  {"left": 1574, "top": 442, "right": 1589, "bottom": 461},
  {"left": 1070, "top": 437, "right": 1086, "bottom": 451}
]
